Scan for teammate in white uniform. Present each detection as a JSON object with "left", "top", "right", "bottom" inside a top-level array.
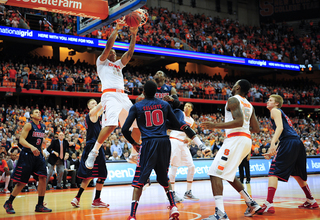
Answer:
[
  {"left": 201, "top": 79, "right": 261, "bottom": 220},
  {"left": 85, "top": 24, "right": 141, "bottom": 169},
  {"left": 169, "top": 102, "right": 199, "bottom": 202}
]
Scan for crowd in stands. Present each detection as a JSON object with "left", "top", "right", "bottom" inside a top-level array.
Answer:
[
  {"left": 0, "top": 56, "right": 319, "bottom": 106},
  {"left": 0, "top": 103, "right": 319, "bottom": 191},
  {"left": 1, "top": 4, "right": 320, "bottom": 65}
]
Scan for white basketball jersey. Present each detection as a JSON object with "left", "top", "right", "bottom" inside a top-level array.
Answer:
[
  {"left": 96, "top": 56, "right": 125, "bottom": 91},
  {"left": 225, "top": 95, "right": 253, "bottom": 136},
  {"left": 170, "top": 112, "right": 194, "bottom": 140}
]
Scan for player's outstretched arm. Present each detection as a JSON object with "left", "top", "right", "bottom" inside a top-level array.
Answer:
[
  {"left": 89, "top": 102, "right": 103, "bottom": 118},
  {"left": 201, "top": 97, "right": 243, "bottom": 130},
  {"left": 100, "top": 24, "right": 123, "bottom": 62},
  {"left": 19, "top": 123, "right": 40, "bottom": 156},
  {"left": 121, "top": 27, "right": 138, "bottom": 66},
  {"left": 249, "top": 107, "right": 260, "bottom": 133}
]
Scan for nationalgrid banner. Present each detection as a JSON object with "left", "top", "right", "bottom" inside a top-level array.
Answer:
[
  {"left": 101, "top": 157, "right": 320, "bottom": 185},
  {"left": 0, "top": 26, "right": 301, "bottom": 71}
]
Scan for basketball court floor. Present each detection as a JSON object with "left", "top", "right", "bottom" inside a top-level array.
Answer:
[{"left": 0, "top": 175, "right": 319, "bottom": 220}]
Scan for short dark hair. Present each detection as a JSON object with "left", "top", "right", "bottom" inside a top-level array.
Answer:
[
  {"left": 144, "top": 81, "right": 157, "bottom": 98},
  {"left": 30, "top": 108, "right": 37, "bottom": 116},
  {"left": 238, "top": 79, "right": 251, "bottom": 94},
  {"left": 186, "top": 102, "right": 194, "bottom": 110}
]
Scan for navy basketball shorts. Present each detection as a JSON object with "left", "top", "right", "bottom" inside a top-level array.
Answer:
[
  {"left": 77, "top": 143, "right": 107, "bottom": 180},
  {"left": 166, "top": 109, "right": 186, "bottom": 130},
  {"left": 11, "top": 150, "right": 47, "bottom": 184},
  {"left": 269, "top": 138, "right": 307, "bottom": 182},
  {"left": 132, "top": 137, "right": 171, "bottom": 188}
]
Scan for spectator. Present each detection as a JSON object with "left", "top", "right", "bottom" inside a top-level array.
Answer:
[
  {"left": 62, "top": 152, "right": 77, "bottom": 189},
  {"left": 109, "top": 151, "right": 120, "bottom": 161},
  {"left": 0, "top": 153, "right": 10, "bottom": 193},
  {"left": 193, "top": 149, "right": 203, "bottom": 159},
  {"left": 111, "top": 139, "right": 122, "bottom": 157}
]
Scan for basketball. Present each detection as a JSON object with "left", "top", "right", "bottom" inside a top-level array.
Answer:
[{"left": 125, "top": 11, "right": 141, "bottom": 28}]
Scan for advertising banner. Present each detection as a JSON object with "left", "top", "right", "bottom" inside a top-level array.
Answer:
[
  {"left": 2, "top": 0, "right": 109, "bottom": 20},
  {"left": 103, "top": 157, "right": 320, "bottom": 185}
]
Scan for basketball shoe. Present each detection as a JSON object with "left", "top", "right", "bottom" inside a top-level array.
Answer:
[
  {"left": 184, "top": 190, "right": 199, "bottom": 201},
  {"left": 3, "top": 201, "right": 15, "bottom": 214},
  {"left": 35, "top": 204, "right": 52, "bottom": 212},
  {"left": 169, "top": 205, "right": 179, "bottom": 220},
  {"left": 244, "top": 200, "right": 261, "bottom": 217},
  {"left": 91, "top": 198, "right": 109, "bottom": 208},
  {"left": 85, "top": 150, "right": 98, "bottom": 169},
  {"left": 257, "top": 201, "right": 275, "bottom": 214},
  {"left": 298, "top": 199, "right": 319, "bottom": 209},
  {"left": 173, "top": 191, "right": 183, "bottom": 203},
  {"left": 202, "top": 207, "right": 229, "bottom": 220},
  {"left": 71, "top": 197, "right": 80, "bottom": 208},
  {"left": 127, "top": 216, "right": 136, "bottom": 220}
]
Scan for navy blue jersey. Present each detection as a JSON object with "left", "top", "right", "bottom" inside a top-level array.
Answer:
[
  {"left": 155, "top": 84, "right": 172, "bottom": 99},
  {"left": 85, "top": 114, "right": 101, "bottom": 145},
  {"left": 19, "top": 121, "right": 45, "bottom": 152},
  {"left": 270, "top": 109, "right": 299, "bottom": 141},
  {"left": 122, "top": 97, "right": 180, "bottom": 143}
]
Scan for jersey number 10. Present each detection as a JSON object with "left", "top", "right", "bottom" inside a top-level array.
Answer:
[{"left": 145, "top": 110, "right": 164, "bottom": 127}]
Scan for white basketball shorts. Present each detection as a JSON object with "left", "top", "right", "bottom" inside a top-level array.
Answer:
[
  {"left": 208, "top": 135, "right": 252, "bottom": 182},
  {"left": 101, "top": 92, "right": 138, "bottom": 128}
]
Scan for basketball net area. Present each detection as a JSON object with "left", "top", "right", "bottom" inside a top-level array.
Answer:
[{"left": 1, "top": 0, "right": 147, "bottom": 35}]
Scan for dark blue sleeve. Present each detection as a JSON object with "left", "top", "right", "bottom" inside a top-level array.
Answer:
[
  {"left": 122, "top": 105, "right": 138, "bottom": 145},
  {"left": 166, "top": 104, "right": 182, "bottom": 129}
]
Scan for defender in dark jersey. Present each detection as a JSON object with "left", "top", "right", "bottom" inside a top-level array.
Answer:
[
  {"left": 137, "top": 71, "right": 206, "bottom": 152},
  {"left": 123, "top": 81, "right": 180, "bottom": 220},
  {"left": 3, "top": 109, "right": 51, "bottom": 214},
  {"left": 71, "top": 99, "right": 109, "bottom": 208},
  {"left": 258, "top": 94, "right": 318, "bottom": 215}
]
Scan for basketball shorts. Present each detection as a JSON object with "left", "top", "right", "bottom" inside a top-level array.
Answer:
[
  {"left": 170, "top": 138, "right": 194, "bottom": 168},
  {"left": 166, "top": 109, "right": 187, "bottom": 130},
  {"left": 77, "top": 143, "right": 107, "bottom": 180},
  {"left": 101, "top": 92, "right": 138, "bottom": 128},
  {"left": 11, "top": 150, "right": 47, "bottom": 184},
  {"left": 269, "top": 138, "right": 307, "bottom": 182},
  {"left": 132, "top": 137, "right": 171, "bottom": 188},
  {"left": 208, "top": 135, "right": 252, "bottom": 182}
]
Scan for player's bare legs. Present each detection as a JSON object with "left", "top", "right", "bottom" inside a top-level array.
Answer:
[{"left": 85, "top": 126, "right": 116, "bottom": 169}]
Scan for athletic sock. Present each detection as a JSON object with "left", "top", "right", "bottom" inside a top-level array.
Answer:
[
  {"left": 187, "top": 182, "right": 192, "bottom": 191},
  {"left": 92, "top": 142, "right": 102, "bottom": 152},
  {"left": 214, "top": 196, "right": 224, "bottom": 213},
  {"left": 302, "top": 185, "right": 314, "bottom": 200},
  {"left": 76, "top": 187, "right": 85, "bottom": 199},
  {"left": 166, "top": 190, "right": 176, "bottom": 206},
  {"left": 38, "top": 196, "right": 44, "bottom": 206},
  {"left": 130, "top": 201, "right": 139, "bottom": 217},
  {"left": 266, "top": 187, "right": 276, "bottom": 204},
  {"left": 240, "top": 189, "right": 253, "bottom": 203},
  {"left": 8, "top": 195, "right": 16, "bottom": 203},
  {"left": 94, "top": 190, "right": 101, "bottom": 200}
]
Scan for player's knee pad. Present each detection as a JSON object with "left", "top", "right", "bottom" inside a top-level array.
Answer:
[
  {"left": 187, "top": 165, "right": 195, "bottom": 182},
  {"left": 169, "top": 166, "right": 178, "bottom": 182},
  {"left": 181, "top": 125, "right": 196, "bottom": 139},
  {"left": 96, "top": 178, "right": 105, "bottom": 184}
]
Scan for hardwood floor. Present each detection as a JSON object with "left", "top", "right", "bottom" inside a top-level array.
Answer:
[{"left": 0, "top": 175, "right": 319, "bottom": 220}]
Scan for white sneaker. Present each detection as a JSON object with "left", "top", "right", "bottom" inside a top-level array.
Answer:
[
  {"left": 71, "top": 197, "right": 80, "bottom": 208},
  {"left": 244, "top": 200, "right": 261, "bottom": 216},
  {"left": 202, "top": 207, "right": 229, "bottom": 220},
  {"left": 85, "top": 150, "right": 98, "bottom": 169},
  {"left": 184, "top": 190, "right": 199, "bottom": 201},
  {"left": 127, "top": 154, "right": 138, "bottom": 164},
  {"left": 173, "top": 191, "right": 183, "bottom": 203},
  {"left": 169, "top": 205, "right": 179, "bottom": 220}
]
